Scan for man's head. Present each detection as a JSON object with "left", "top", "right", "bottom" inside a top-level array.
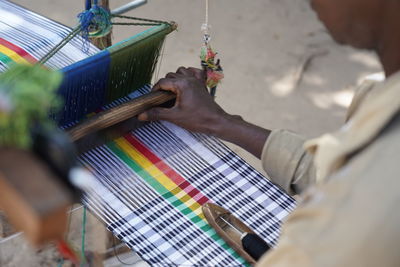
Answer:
[{"left": 310, "top": 0, "right": 393, "bottom": 50}]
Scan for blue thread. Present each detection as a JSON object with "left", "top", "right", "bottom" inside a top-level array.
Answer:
[
  {"left": 77, "top": 8, "right": 95, "bottom": 52},
  {"left": 77, "top": 4, "right": 112, "bottom": 48},
  {"left": 56, "top": 50, "right": 111, "bottom": 126}
]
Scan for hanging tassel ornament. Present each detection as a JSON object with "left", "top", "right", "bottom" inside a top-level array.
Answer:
[
  {"left": 200, "top": 0, "right": 224, "bottom": 97},
  {"left": 78, "top": 0, "right": 112, "bottom": 40}
]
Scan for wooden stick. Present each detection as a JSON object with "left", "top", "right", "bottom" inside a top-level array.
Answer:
[{"left": 67, "top": 90, "right": 175, "bottom": 142}]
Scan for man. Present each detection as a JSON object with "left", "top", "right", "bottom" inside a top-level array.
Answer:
[{"left": 138, "top": 0, "right": 400, "bottom": 266}]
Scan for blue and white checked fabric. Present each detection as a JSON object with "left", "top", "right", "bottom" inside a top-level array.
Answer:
[{"left": 80, "top": 88, "right": 297, "bottom": 267}]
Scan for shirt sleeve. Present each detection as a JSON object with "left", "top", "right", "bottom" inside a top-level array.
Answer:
[
  {"left": 256, "top": 116, "right": 400, "bottom": 267},
  {"left": 346, "top": 78, "right": 377, "bottom": 121},
  {"left": 261, "top": 129, "right": 316, "bottom": 195}
]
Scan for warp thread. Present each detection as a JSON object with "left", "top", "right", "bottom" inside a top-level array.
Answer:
[
  {"left": 56, "top": 206, "right": 87, "bottom": 266},
  {"left": 40, "top": 5, "right": 171, "bottom": 64},
  {"left": 81, "top": 206, "right": 88, "bottom": 265}
]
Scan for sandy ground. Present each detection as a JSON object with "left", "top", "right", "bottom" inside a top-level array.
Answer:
[{"left": 1, "top": 0, "right": 382, "bottom": 266}]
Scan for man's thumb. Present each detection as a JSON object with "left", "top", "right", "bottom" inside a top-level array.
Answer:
[{"left": 138, "top": 107, "right": 173, "bottom": 122}]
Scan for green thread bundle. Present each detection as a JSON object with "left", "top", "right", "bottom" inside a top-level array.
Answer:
[{"left": 0, "top": 65, "right": 62, "bottom": 149}]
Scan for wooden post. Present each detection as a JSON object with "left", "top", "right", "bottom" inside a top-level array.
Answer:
[
  {"left": 0, "top": 149, "right": 74, "bottom": 245},
  {"left": 90, "top": 0, "right": 112, "bottom": 49}
]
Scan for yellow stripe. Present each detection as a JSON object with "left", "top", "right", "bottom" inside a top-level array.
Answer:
[
  {"left": 116, "top": 137, "right": 180, "bottom": 191},
  {"left": 0, "top": 45, "right": 30, "bottom": 65},
  {"left": 115, "top": 137, "right": 205, "bottom": 219},
  {"left": 192, "top": 206, "right": 204, "bottom": 217}
]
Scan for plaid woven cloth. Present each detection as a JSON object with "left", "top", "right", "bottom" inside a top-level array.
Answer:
[
  {"left": 0, "top": 1, "right": 296, "bottom": 266},
  {"left": 79, "top": 87, "right": 296, "bottom": 267}
]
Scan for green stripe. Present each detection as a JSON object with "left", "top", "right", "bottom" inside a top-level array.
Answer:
[
  {"left": 107, "top": 141, "right": 247, "bottom": 265},
  {"left": 108, "top": 142, "right": 168, "bottom": 194},
  {"left": 0, "top": 52, "right": 14, "bottom": 65}
]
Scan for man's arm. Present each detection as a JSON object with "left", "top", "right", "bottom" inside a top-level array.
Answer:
[
  {"left": 138, "top": 67, "right": 315, "bottom": 194},
  {"left": 138, "top": 67, "right": 270, "bottom": 158}
]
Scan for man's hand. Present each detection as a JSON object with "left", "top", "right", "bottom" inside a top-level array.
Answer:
[
  {"left": 138, "top": 67, "right": 228, "bottom": 135},
  {"left": 138, "top": 66, "right": 270, "bottom": 159}
]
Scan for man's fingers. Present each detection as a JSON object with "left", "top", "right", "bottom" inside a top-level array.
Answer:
[
  {"left": 152, "top": 78, "right": 178, "bottom": 94},
  {"left": 164, "top": 67, "right": 204, "bottom": 82},
  {"left": 138, "top": 107, "right": 174, "bottom": 122},
  {"left": 176, "top": 66, "right": 193, "bottom": 76},
  {"left": 165, "top": 72, "right": 182, "bottom": 79},
  {"left": 187, "top": 67, "right": 205, "bottom": 81}
]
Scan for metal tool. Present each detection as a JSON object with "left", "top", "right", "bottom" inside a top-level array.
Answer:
[
  {"left": 203, "top": 203, "right": 270, "bottom": 265},
  {"left": 111, "top": 0, "right": 148, "bottom": 15},
  {"left": 219, "top": 215, "right": 270, "bottom": 261}
]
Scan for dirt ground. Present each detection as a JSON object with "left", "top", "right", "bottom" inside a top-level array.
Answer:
[{"left": 1, "top": 0, "right": 382, "bottom": 266}]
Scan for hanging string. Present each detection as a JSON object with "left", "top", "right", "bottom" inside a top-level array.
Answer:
[
  {"left": 38, "top": 8, "right": 172, "bottom": 66},
  {"left": 55, "top": 206, "right": 88, "bottom": 266},
  {"left": 56, "top": 206, "right": 74, "bottom": 267},
  {"left": 204, "top": 0, "right": 209, "bottom": 37},
  {"left": 200, "top": 0, "right": 224, "bottom": 97},
  {"left": 111, "top": 15, "right": 172, "bottom": 26},
  {"left": 81, "top": 206, "right": 88, "bottom": 266},
  {"left": 38, "top": 26, "right": 82, "bottom": 65}
]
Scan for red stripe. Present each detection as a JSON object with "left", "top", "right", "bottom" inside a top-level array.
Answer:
[
  {"left": 0, "top": 38, "right": 37, "bottom": 63},
  {"left": 124, "top": 134, "right": 210, "bottom": 205}
]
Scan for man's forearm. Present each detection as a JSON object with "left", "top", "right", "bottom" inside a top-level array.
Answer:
[
  {"left": 138, "top": 67, "right": 271, "bottom": 158},
  {"left": 213, "top": 114, "right": 271, "bottom": 159}
]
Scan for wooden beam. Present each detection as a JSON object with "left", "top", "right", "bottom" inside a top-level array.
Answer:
[{"left": 67, "top": 90, "right": 175, "bottom": 142}]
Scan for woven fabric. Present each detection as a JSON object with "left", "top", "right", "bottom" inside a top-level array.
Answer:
[
  {"left": 0, "top": 2, "right": 296, "bottom": 266},
  {"left": 78, "top": 86, "right": 296, "bottom": 266}
]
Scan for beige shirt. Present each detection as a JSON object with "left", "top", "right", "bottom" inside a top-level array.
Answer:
[{"left": 258, "top": 72, "right": 400, "bottom": 267}]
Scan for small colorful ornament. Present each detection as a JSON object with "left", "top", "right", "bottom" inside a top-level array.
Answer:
[{"left": 200, "top": 0, "right": 224, "bottom": 97}]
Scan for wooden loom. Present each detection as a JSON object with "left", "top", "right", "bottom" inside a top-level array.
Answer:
[
  {"left": 0, "top": 1, "right": 296, "bottom": 266},
  {"left": 0, "top": 0, "right": 176, "bottom": 246}
]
